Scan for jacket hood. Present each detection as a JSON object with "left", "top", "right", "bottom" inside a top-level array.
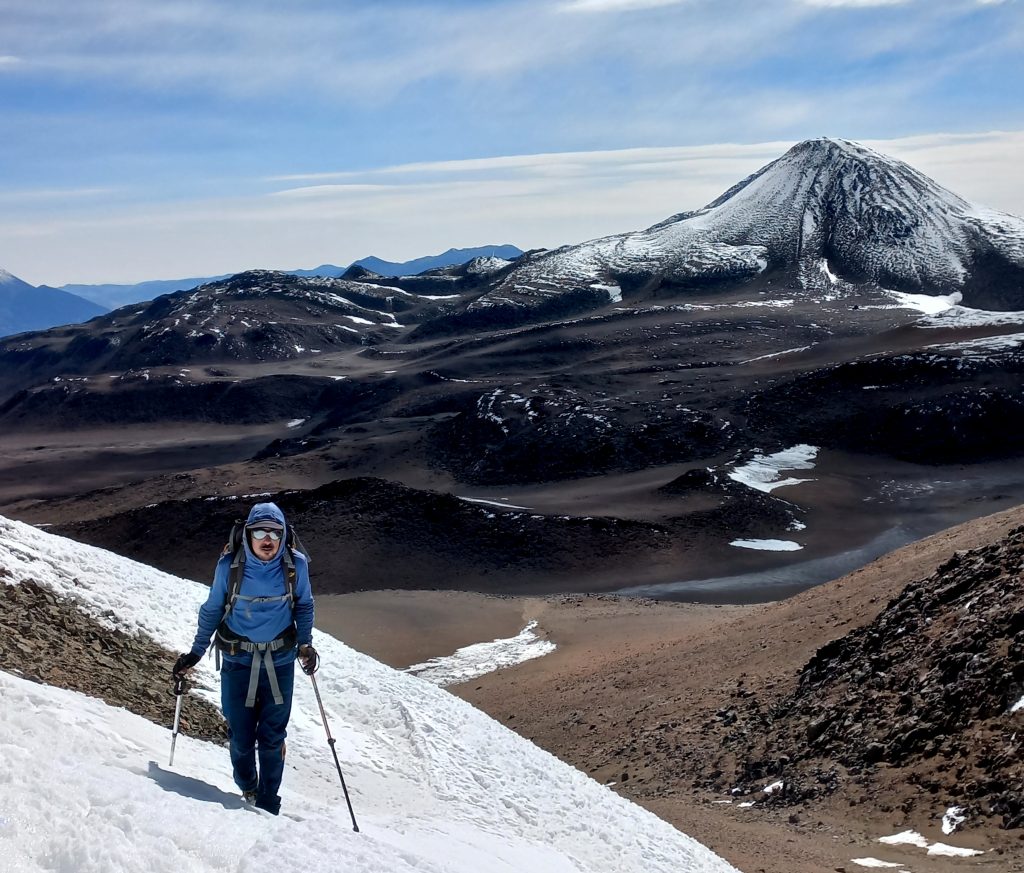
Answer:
[{"left": 243, "top": 502, "right": 287, "bottom": 564}]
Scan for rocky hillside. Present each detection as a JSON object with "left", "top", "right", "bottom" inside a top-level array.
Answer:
[
  {"left": 703, "top": 524, "right": 1024, "bottom": 830},
  {"left": 0, "top": 572, "right": 224, "bottom": 743}
]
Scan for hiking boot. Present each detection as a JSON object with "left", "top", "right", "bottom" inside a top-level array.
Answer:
[{"left": 242, "top": 790, "right": 258, "bottom": 805}]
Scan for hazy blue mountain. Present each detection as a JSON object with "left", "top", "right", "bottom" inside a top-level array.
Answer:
[
  {"left": 351, "top": 245, "right": 523, "bottom": 277},
  {"left": 62, "top": 275, "right": 234, "bottom": 310},
  {"left": 0, "top": 269, "right": 108, "bottom": 338},
  {"left": 60, "top": 246, "right": 524, "bottom": 308},
  {"left": 286, "top": 264, "right": 346, "bottom": 278}
]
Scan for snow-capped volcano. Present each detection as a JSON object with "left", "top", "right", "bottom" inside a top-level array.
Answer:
[
  {"left": 460, "top": 138, "right": 1024, "bottom": 324},
  {"left": 678, "top": 137, "right": 1023, "bottom": 294}
]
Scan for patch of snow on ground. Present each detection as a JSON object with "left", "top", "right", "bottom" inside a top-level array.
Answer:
[
  {"left": 0, "top": 516, "right": 739, "bottom": 873},
  {"left": 457, "top": 497, "right": 532, "bottom": 511},
  {"left": 762, "top": 780, "right": 784, "bottom": 795},
  {"left": 926, "top": 333, "right": 1024, "bottom": 356},
  {"left": 742, "top": 346, "right": 812, "bottom": 363},
  {"left": 287, "top": 419, "right": 306, "bottom": 428},
  {"left": 404, "top": 621, "right": 556, "bottom": 686},
  {"left": 928, "top": 843, "right": 984, "bottom": 857},
  {"left": 877, "top": 829, "right": 983, "bottom": 858},
  {"left": 728, "top": 444, "right": 819, "bottom": 493},
  {"left": 878, "top": 831, "right": 930, "bottom": 848},
  {"left": 851, "top": 860, "right": 903, "bottom": 869},
  {"left": 1011, "top": 693, "right": 1024, "bottom": 713},
  {"left": 881, "top": 290, "right": 962, "bottom": 315},
  {"left": 919, "top": 305, "right": 1024, "bottom": 329},
  {"left": 942, "top": 806, "right": 967, "bottom": 835},
  {"left": 591, "top": 283, "right": 623, "bottom": 303},
  {"left": 819, "top": 259, "right": 840, "bottom": 285},
  {"left": 730, "top": 539, "right": 803, "bottom": 552}
]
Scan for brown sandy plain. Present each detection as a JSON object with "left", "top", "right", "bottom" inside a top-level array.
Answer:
[{"left": 316, "top": 504, "right": 1024, "bottom": 873}]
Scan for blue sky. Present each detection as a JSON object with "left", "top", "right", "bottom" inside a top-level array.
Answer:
[{"left": 1, "top": 0, "right": 1022, "bottom": 285}]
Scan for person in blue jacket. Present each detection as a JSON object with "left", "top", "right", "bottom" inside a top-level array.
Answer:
[{"left": 173, "top": 501, "right": 317, "bottom": 815}]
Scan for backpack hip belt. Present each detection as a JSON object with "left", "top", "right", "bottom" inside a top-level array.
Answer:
[{"left": 215, "top": 623, "right": 297, "bottom": 707}]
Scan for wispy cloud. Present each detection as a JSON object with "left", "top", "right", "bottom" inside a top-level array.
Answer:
[
  {"left": 0, "top": 186, "right": 114, "bottom": 203},
  {"left": 560, "top": 0, "right": 688, "bottom": 12},
  {"left": 802, "top": 0, "right": 907, "bottom": 7}
]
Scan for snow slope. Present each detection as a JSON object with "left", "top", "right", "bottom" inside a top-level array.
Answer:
[{"left": 0, "top": 516, "right": 740, "bottom": 873}]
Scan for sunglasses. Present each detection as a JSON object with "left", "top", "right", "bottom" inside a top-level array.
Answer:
[{"left": 249, "top": 529, "right": 281, "bottom": 542}]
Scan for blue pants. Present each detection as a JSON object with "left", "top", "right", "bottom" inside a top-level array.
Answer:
[{"left": 221, "top": 657, "right": 295, "bottom": 815}]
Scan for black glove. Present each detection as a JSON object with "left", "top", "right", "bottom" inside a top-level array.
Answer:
[
  {"left": 173, "top": 651, "right": 200, "bottom": 677},
  {"left": 298, "top": 644, "right": 319, "bottom": 676}
]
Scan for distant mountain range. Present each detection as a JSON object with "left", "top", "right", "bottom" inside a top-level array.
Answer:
[
  {"left": 0, "top": 270, "right": 107, "bottom": 338},
  {"left": 57, "top": 245, "right": 524, "bottom": 310}
]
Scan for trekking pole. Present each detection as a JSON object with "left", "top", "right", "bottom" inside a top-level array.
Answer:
[
  {"left": 308, "top": 672, "right": 360, "bottom": 832},
  {"left": 169, "top": 674, "right": 187, "bottom": 766}
]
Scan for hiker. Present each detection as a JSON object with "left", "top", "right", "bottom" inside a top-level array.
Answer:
[{"left": 173, "top": 501, "right": 317, "bottom": 815}]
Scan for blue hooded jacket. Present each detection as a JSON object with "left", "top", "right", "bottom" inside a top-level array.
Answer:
[{"left": 191, "top": 502, "right": 314, "bottom": 666}]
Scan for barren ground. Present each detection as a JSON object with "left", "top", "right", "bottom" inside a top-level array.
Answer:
[{"left": 316, "top": 505, "right": 1024, "bottom": 873}]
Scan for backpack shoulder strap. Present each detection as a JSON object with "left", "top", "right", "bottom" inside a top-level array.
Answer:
[
  {"left": 222, "top": 520, "right": 247, "bottom": 620},
  {"left": 283, "top": 546, "right": 297, "bottom": 609}
]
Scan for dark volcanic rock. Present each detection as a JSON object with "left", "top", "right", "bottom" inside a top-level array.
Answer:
[
  {"left": 744, "top": 342, "right": 1024, "bottom": 462},
  {"left": 54, "top": 477, "right": 676, "bottom": 595},
  {"left": 708, "top": 525, "right": 1024, "bottom": 828},
  {"left": 0, "top": 576, "right": 225, "bottom": 743},
  {"left": 430, "top": 383, "right": 733, "bottom": 485},
  {"left": 0, "top": 373, "right": 340, "bottom": 429}
]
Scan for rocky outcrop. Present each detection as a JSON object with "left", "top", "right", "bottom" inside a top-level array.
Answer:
[
  {"left": 707, "top": 525, "right": 1024, "bottom": 829},
  {"left": 0, "top": 573, "right": 224, "bottom": 743}
]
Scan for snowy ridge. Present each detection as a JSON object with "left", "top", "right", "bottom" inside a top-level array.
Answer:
[{"left": 0, "top": 516, "right": 740, "bottom": 873}]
